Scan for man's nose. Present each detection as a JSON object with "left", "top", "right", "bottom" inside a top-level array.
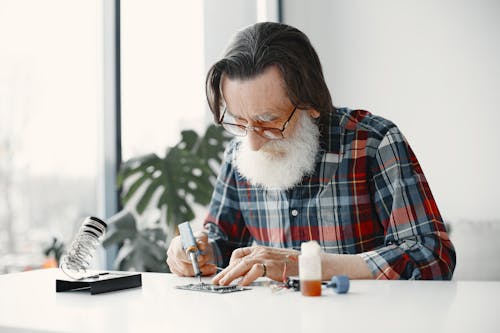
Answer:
[{"left": 246, "top": 130, "right": 268, "bottom": 151}]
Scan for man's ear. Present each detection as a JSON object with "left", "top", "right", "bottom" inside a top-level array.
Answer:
[{"left": 309, "top": 109, "right": 320, "bottom": 119}]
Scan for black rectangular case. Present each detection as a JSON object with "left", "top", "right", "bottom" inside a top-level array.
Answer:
[{"left": 56, "top": 272, "right": 142, "bottom": 295}]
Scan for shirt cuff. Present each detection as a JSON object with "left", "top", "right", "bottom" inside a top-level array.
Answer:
[{"left": 359, "top": 244, "right": 417, "bottom": 280}]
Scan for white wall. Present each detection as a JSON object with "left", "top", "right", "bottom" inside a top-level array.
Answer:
[{"left": 284, "top": 0, "right": 500, "bottom": 224}]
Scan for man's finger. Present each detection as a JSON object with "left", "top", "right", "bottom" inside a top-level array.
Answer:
[
  {"left": 200, "top": 263, "right": 218, "bottom": 276},
  {"left": 211, "top": 257, "right": 244, "bottom": 285},
  {"left": 217, "top": 258, "right": 254, "bottom": 286},
  {"left": 167, "top": 240, "right": 189, "bottom": 262},
  {"left": 197, "top": 240, "right": 208, "bottom": 252},
  {"left": 169, "top": 265, "right": 184, "bottom": 277},
  {"left": 238, "top": 263, "right": 265, "bottom": 286},
  {"left": 173, "top": 255, "right": 193, "bottom": 265},
  {"left": 211, "top": 262, "right": 235, "bottom": 285},
  {"left": 173, "top": 257, "right": 199, "bottom": 276},
  {"left": 168, "top": 259, "right": 189, "bottom": 277},
  {"left": 229, "top": 247, "right": 253, "bottom": 265},
  {"left": 197, "top": 254, "right": 208, "bottom": 266}
]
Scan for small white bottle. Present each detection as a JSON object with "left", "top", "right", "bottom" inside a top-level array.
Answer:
[{"left": 299, "top": 241, "right": 322, "bottom": 296}]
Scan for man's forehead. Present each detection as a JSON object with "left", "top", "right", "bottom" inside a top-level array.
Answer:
[
  {"left": 221, "top": 68, "right": 290, "bottom": 118},
  {"left": 224, "top": 99, "right": 289, "bottom": 119},
  {"left": 226, "top": 107, "right": 282, "bottom": 122}
]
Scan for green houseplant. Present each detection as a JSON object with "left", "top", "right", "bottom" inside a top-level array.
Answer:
[{"left": 102, "top": 124, "right": 230, "bottom": 272}]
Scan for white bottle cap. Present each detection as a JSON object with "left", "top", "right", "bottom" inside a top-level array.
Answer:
[{"left": 301, "top": 240, "right": 321, "bottom": 256}]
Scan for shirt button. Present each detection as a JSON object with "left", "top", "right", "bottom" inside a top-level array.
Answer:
[{"left": 291, "top": 209, "right": 299, "bottom": 217}]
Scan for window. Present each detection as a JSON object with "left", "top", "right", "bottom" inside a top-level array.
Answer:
[
  {"left": 0, "top": 0, "right": 102, "bottom": 273},
  {"left": 121, "top": 0, "right": 206, "bottom": 161},
  {"left": 0, "top": 0, "right": 268, "bottom": 273}
]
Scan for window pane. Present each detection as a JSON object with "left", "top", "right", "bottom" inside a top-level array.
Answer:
[
  {"left": 0, "top": 0, "right": 102, "bottom": 273},
  {"left": 121, "top": 0, "right": 206, "bottom": 160}
]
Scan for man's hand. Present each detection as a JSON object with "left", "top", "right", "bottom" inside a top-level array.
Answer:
[
  {"left": 211, "top": 246, "right": 299, "bottom": 286},
  {"left": 166, "top": 231, "right": 218, "bottom": 277}
]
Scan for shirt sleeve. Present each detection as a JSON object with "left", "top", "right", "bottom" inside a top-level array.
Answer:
[
  {"left": 203, "top": 141, "right": 253, "bottom": 268},
  {"left": 359, "top": 126, "right": 456, "bottom": 280}
]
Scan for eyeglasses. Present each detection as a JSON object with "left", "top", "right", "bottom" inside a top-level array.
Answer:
[{"left": 219, "top": 106, "right": 298, "bottom": 140}]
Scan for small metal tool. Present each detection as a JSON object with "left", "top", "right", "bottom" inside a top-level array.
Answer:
[{"left": 178, "top": 222, "right": 202, "bottom": 283}]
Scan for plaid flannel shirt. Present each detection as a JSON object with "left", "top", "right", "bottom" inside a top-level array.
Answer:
[{"left": 204, "top": 108, "right": 456, "bottom": 280}]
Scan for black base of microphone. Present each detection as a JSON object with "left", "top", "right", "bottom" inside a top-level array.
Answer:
[{"left": 56, "top": 272, "right": 142, "bottom": 295}]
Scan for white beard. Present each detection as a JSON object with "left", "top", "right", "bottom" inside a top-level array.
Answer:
[{"left": 235, "top": 111, "right": 320, "bottom": 190}]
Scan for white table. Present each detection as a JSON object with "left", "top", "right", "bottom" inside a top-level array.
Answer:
[{"left": 0, "top": 269, "right": 498, "bottom": 333}]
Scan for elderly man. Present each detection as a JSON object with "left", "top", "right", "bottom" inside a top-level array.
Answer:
[{"left": 167, "top": 22, "right": 456, "bottom": 285}]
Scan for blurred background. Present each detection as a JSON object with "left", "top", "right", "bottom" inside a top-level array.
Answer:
[{"left": 0, "top": 0, "right": 498, "bottom": 279}]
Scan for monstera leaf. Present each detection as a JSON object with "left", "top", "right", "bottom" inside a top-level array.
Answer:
[
  {"left": 103, "top": 210, "right": 168, "bottom": 272},
  {"left": 103, "top": 125, "right": 230, "bottom": 272},
  {"left": 117, "top": 124, "right": 230, "bottom": 227}
]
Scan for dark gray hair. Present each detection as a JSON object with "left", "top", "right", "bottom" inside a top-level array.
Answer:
[{"left": 205, "top": 22, "right": 334, "bottom": 135}]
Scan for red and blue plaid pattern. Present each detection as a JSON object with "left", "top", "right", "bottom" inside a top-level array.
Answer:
[{"left": 204, "top": 108, "right": 456, "bottom": 280}]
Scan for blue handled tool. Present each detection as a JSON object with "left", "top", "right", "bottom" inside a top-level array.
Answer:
[
  {"left": 326, "top": 275, "right": 350, "bottom": 294},
  {"left": 178, "top": 222, "right": 202, "bottom": 283}
]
